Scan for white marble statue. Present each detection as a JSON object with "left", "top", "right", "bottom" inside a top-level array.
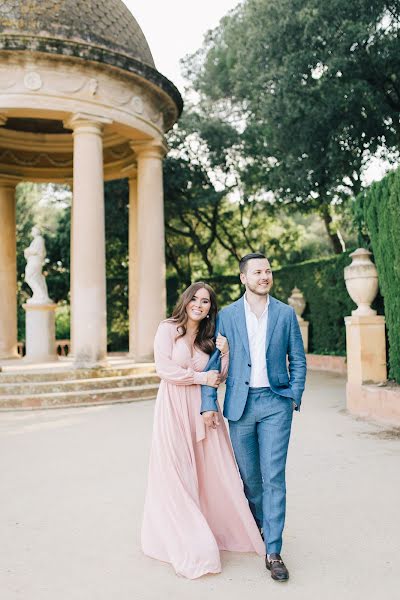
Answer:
[{"left": 24, "top": 226, "right": 52, "bottom": 305}]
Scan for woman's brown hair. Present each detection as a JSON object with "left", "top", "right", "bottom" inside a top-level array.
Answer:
[{"left": 168, "top": 282, "right": 217, "bottom": 355}]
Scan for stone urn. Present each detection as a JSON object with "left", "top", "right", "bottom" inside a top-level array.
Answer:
[
  {"left": 344, "top": 248, "right": 379, "bottom": 316},
  {"left": 288, "top": 287, "right": 306, "bottom": 321}
]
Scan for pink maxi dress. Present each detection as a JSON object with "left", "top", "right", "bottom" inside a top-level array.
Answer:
[{"left": 141, "top": 320, "right": 264, "bottom": 579}]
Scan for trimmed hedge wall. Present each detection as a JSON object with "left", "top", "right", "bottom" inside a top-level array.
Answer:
[
  {"left": 273, "top": 254, "right": 356, "bottom": 355},
  {"left": 273, "top": 255, "right": 383, "bottom": 355},
  {"left": 167, "top": 252, "right": 384, "bottom": 356},
  {"left": 358, "top": 168, "right": 400, "bottom": 382}
]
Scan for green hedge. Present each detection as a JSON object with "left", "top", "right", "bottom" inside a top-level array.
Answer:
[
  {"left": 167, "top": 252, "right": 384, "bottom": 355},
  {"left": 358, "top": 169, "right": 400, "bottom": 382},
  {"left": 273, "top": 254, "right": 383, "bottom": 355}
]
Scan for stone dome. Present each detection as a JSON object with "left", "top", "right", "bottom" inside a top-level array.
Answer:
[
  {"left": 0, "top": 0, "right": 182, "bottom": 114},
  {"left": 0, "top": 0, "right": 155, "bottom": 67}
]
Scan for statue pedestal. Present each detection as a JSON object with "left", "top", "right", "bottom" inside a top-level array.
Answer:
[
  {"left": 345, "top": 315, "right": 387, "bottom": 384},
  {"left": 23, "top": 303, "right": 58, "bottom": 363},
  {"left": 298, "top": 318, "right": 309, "bottom": 353}
]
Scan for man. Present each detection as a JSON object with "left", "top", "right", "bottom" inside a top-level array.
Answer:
[{"left": 201, "top": 253, "right": 306, "bottom": 582}]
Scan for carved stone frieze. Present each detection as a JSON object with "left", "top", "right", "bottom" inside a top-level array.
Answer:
[
  {"left": 106, "top": 144, "right": 132, "bottom": 161},
  {"left": 0, "top": 68, "right": 17, "bottom": 89},
  {"left": 0, "top": 57, "right": 167, "bottom": 133},
  {"left": 49, "top": 74, "right": 87, "bottom": 94},
  {"left": 0, "top": 148, "right": 73, "bottom": 167},
  {"left": 131, "top": 96, "right": 143, "bottom": 114},
  {"left": 23, "top": 71, "right": 42, "bottom": 91},
  {"left": 88, "top": 78, "right": 98, "bottom": 96}
]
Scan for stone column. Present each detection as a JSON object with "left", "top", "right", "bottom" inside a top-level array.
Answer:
[
  {"left": 0, "top": 179, "right": 19, "bottom": 359},
  {"left": 65, "top": 113, "right": 112, "bottom": 367},
  {"left": 130, "top": 140, "right": 167, "bottom": 361}
]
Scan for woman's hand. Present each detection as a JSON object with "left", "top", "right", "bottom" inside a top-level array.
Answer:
[
  {"left": 216, "top": 334, "right": 229, "bottom": 355},
  {"left": 202, "top": 410, "right": 220, "bottom": 429},
  {"left": 206, "top": 370, "right": 221, "bottom": 388}
]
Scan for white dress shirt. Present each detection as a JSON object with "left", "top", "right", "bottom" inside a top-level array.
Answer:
[{"left": 244, "top": 294, "right": 270, "bottom": 388}]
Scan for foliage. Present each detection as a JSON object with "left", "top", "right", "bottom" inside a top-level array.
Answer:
[
  {"left": 16, "top": 180, "right": 130, "bottom": 350},
  {"left": 12, "top": 163, "right": 361, "bottom": 355},
  {"left": 16, "top": 182, "right": 72, "bottom": 340},
  {"left": 168, "top": 252, "right": 385, "bottom": 355},
  {"left": 184, "top": 0, "right": 400, "bottom": 252},
  {"left": 104, "top": 179, "right": 129, "bottom": 351},
  {"left": 358, "top": 167, "right": 400, "bottom": 382},
  {"left": 273, "top": 253, "right": 384, "bottom": 354},
  {"left": 14, "top": 182, "right": 369, "bottom": 356},
  {"left": 55, "top": 302, "right": 70, "bottom": 339},
  {"left": 274, "top": 255, "right": 359, "bottom": 355},
  {"left": 164, "top": 110, "right": 337, "bottom": 283}
]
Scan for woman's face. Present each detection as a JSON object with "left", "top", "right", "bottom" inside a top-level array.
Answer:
[{"left": 185, "top": 287, "right": 211, "bottom": 323}]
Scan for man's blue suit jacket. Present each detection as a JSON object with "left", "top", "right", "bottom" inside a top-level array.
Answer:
[{"left": 200, "top": 295, "right": 307, "bottom": 421}]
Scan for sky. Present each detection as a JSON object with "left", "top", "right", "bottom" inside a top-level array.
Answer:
[{"left": 123, "top": 0, "right": 241, "bottom": 91}]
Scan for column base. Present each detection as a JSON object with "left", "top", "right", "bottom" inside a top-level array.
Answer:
[
  {"left": 129, "top": 352, "right": 154, "bottom": 364},
  {"left": 72, "top": 356, "right": 109, "bottom": 370}
]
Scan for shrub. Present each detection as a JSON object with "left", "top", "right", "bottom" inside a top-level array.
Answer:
[
  {"left": 358, "top": 169, "right": 400, "bottom": 382},
  {"left": 167, "top": 252, "right": 384, "bottom": 356},
  {"left": 55, "top": 302, "right": 70, "bottom": 339}
]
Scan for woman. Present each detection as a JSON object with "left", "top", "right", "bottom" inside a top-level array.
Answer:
[{"left": 141, "top": 282, "right": 264, "bottom": 579}]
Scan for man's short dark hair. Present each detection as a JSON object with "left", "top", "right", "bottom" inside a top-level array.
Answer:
[{"left": 239, "top": 253, "right": 268, "bottom": 273}]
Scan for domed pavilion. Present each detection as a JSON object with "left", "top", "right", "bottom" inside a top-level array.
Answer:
[{"left": 0, "top": 0, "right": 182, "bottom": 366}]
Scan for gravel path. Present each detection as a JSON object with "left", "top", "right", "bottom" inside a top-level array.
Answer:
[{"left": 1, "top": 371, "right": 398, "bottom": 600}]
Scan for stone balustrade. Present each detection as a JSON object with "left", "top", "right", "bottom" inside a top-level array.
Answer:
[{"left": 17, "top": 339, "right": 71, "bottom": 357}]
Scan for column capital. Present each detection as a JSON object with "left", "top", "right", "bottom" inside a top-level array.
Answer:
[
  {"left": 64, "top": 113, "right": 113, "bottom": 135},
  {"left": 0, "top": 175, "right": 19, "bottom": 190},
  {"left": 130, "top": 139, "right": 168, "bottom": 159}
]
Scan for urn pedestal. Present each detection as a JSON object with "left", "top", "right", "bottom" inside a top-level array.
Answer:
[
  {"left": 344, "top": 248, "right": 386, "bottom": 384},
  {"left": 344, "top": 249, "right": 387, "bottom": 420},
  {"left": 345, "top": 315, "right": 386, "bottom": 385}
]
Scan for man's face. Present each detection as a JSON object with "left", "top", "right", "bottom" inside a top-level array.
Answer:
[{"left": 240, "top": 258, "right": 273, "bottom": 296}]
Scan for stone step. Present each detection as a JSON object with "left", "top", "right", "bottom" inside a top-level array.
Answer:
[
  {"left": 0, "top": 373, "right": 160, "bottom": 395},
  {"left": 0, "top": 383, "right": 159, "bottom": 410},
  {"left": 0, "top": 363, "right": 156, "bottom": 383}
]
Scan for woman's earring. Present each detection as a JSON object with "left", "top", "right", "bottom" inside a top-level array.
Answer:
[{"left": 206, "top": 315, "right": 210, "bottom": 319}]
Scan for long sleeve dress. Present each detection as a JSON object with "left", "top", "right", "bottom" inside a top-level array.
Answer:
[{"left": 141, "top": 320, "right": 264, "bottom": 579}]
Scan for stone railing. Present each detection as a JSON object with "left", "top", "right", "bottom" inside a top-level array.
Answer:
[{"left": 17, "top": 339, "right": 71, "bottom": 357}]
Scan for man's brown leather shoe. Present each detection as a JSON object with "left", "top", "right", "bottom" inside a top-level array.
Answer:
[{"left": 265, "top": 553, "right": 289, "bottom": 581}]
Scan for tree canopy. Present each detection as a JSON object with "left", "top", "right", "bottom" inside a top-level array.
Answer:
[{"left": 184, "top": 0, "right": 400, "bottom": 251}]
